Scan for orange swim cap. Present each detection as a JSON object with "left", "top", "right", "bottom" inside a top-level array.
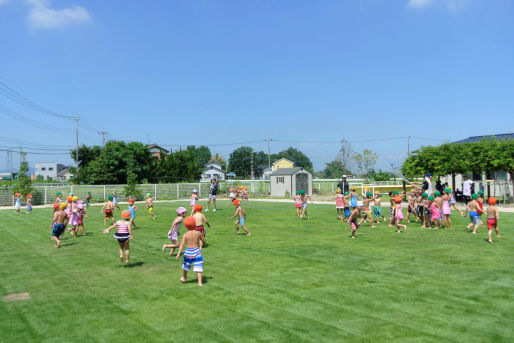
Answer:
[
  {"left": 233, "top": 199, "right": 240, "bottom": 206},
  {"left": 67, "top": 196, "right": 72, "bottom": 202},
  {"left": 27, "top": 194, "right": 32, "bottom": 198},
  {"left": 184, "top": 216, "right": 196, "bottom": 230},
  {"left": 128, "top": 199, "right": 135, "bottom": 204},
  {"left": 395, "top": 196, "right": 402, "bottom": 204},
  {"left": 53, "top": 203, "right": 59, "bottom": 210},
  {"left": 121, "top": 210, "right": 131, "bottom": 219},
  {"left": 488, "top": 197, "right": 497, "bottom": 205},
  {"left": 194, "top": 204, "right": 202, "bottom": 212}
]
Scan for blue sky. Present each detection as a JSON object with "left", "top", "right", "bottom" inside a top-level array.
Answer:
[{"left": 1, "top": 0, "right": 513, "bottom": 173}]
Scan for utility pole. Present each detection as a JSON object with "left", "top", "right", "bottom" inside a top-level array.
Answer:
[
  {"left": 9, "top": 149, "right": 13, "bottom": 180},
  {"left": 266, "top": 138, "right": 272, "bottom": 173},
  {"left": 72, "top": 116, "right": 79, "bottom": 172},
  {"left": 250, "top": 152, "right": 254, "bottom": 180},
  {"left": 99, "top": 130, "right": 108, "bottom": 147},
  {"left": 407, "top": 136, "right": 411, "bottom": 156}
]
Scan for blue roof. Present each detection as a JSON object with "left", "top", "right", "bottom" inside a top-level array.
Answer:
[{"left": 453, "top": 133, "right": 514, "bottom": 144}]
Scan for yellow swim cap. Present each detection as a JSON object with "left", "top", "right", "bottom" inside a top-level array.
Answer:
[
  {"left": 59, "top": 202, "right": 67, "bottom": 210},
  {"left": 72, "top": 196, "right": 79, "bottom": 202}
]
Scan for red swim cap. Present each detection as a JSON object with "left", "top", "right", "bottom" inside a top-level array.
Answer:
[
  {"left": 184, "top": 216, "right": 196, "bottom": 230},
  {"left": 233, "top": 199, "right": 240, "bottom": 206},
  {"left": 194, "top": 204, "right": 202, "bottom": 212},
  {"left": 395, "top": 196, "right": 402, "bottom": 204},
  {"left": 488, "top": 197, "right": 497, "bottom": 205}
]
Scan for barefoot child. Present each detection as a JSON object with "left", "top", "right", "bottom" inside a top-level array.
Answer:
[
  {"left": 372, "top": 191, "right": 384, "bottom": 224},
  {"left": 335, "top": 189, "right": 344, "bottom": 220},
  {"left": 190, "top": 189, "right": 199, "bottom": 215},
  {"left": 112, "top": 192, "right": 120, "bottom": 211},
  {"left": 441, "top": 188, "right": 452, "bottom": 229},
  {"left": 176, "top": 216, "right": 205, "bottom": 286},
  {"left": 26, "top": 194, "right": 32, "bottom": 214},
  {"left": 243, "top": 187, "right": 249, "bottom": 201},
  {"left": 363, "top": 192, "right": 375, "bottom": 228},
  {"left": 300, "top": 190, "right": 313, "bottom": 219},
  {"left": 146, "top": 193, "right": 156, "bottom": 220},
  {"left": 294, "top": 191, "right": 302, "bottom": 217},
  {"left": 432, "top": 191, "right": 443, "bottom": 228},
  {"left": 77, "top": 201, "right": 87, "bottom": 236},
  {"left": 14, "top": 193, "right": 22, "bottom": 214},
  {"left": 55, "top": 192, "right": 63, "bottom": 205},
  {"left": 343, "top": 191, "right": 351, "bottom": 222},
  {"left": 428, "top": 196, "right": 440, "bottom": 228},
  {"left": 101, "top": 195, "right": 115, "bottom": 225},
  {"left": 128, "top": 199, "right": 138, "bottom": 229},
  {"left": 406, "top": 191, "right": 415, "bottom": 223},
  {"left": 103, "top": 210, "right": 133, "bottom": 264},
  {"left": 85, "top": 191, "right": 92, "bottom": 208},
  {"left": 465, "top": 193, "right": 482, "bottom": 234},
  {"left": 395, "top": 196, "right": 407, "bottom": 232},
  {"left": 486, "top": 197, "right": 500, "bottom": 244},
  {"left": 193, "top": 204, "right": 210, "bottom": 247},
  {"left": 50, "top": 202, "right": 68, "bottom": 248},
  {"left": 231, "top": 199, "right": 251, "bottom": 236},
  {"left": 163, "top": 207, "right": 187, "bottom": 256},
  {"left": 348, "top": 205, "right": 364, "bottom": 239}
]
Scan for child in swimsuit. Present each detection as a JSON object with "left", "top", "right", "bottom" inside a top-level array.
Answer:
[
  {"left": 163, "top": 207, "right": 187, "bottom": 256},
  {"left": 103, "top": 210, "right": 133, "bottom": 264},
  {"left": 192, "top": 204, "right": 210, "bottom": 247},
  {"left": 429, "top": 196, "right": 440, "bottom": 228},
  {"left": 335, "top": 189, "right": 344, "bottom": 220},
  {"left": 394, "top": 196, "right": 407, "bottom": 232},
  {"left": 232, "top": 199, "right": 251, "bottom": 236},
  {"left": 176, "top": 216, "right": 206, "bottom": 286},
  {"left": 128, "top": 199, "right": 138, "bottom": 229},
  {"left": 299, "top": 190, "right": 313, "bottom": 219},
  {"left": 294, "top": 191, "right": 302, "bottom": 217},
  {"left": 190, "top": 189, "right": 199, "bottom": 215},
  {"left": 486, "top": 197, "right": 500, "bottom": 244},
  {"left": 14, "top": 193, "right": 22, "bottom": 214},
  {"left": 101, "top": 195, "right": 115, "bottom": 225},
  {"left": 26, "top": 194, "right": 32, "bottom": 214},
  {"left": 442, "top": 188, "right": 452, "bottom": 229}
]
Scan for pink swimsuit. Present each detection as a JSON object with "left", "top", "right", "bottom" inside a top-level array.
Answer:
[
  {"left": 336, "top": 194, "right": 344, "bottom": 208},
  {"left": 430, "top": 203, "right": 441, "bottom": 219},
  {"left": 442, "top": 200, "right": 450, "bottom": 215},
  {"left": 395, "top": 203, "right": 404, "bottom": 220},
  {"left": 295, "top": 196, "right": 302, "bottom": 208}
]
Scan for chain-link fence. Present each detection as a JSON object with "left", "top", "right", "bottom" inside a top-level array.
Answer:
[{"left": 0, "top": 179, "right": 417, "bottom": 206}]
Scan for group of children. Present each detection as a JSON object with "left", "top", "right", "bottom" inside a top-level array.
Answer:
[
  {"left": 13, "top": 193, "right": 32, "bottom": 214},
  {"left": 228, "top": 185, "right": 249, "bottom": 203},
  {"left": 327, "top": 185, "right": 501, "bottom": 243},
  {"left": 50, "top": 193, "right": 88, "bottom": 248}
]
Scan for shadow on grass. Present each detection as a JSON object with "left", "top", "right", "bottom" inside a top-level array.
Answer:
[
  {"left": 60, "top": 242, "right": 78, "bottom": 247},
  {"left": 123, "top": 261, "right": 144, "bottom": 268},
  {"left": 182, "top": 275, "right": 213, "bottom": 285}
]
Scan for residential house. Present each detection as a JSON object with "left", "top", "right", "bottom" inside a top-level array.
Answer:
[
  {"left": 201, "top": 162, "right": 226, "bottom": 182},
  {"left": 272, "top": 158, "right": 294, "bottom": 171},
  {"left": 147, "top": 144, "right": 169, "bottom": 159},
  {"left": 35, "top": 163, "right": 66, "bottom": 180}
]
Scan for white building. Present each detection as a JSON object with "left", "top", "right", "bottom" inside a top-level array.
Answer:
[
  {"left": 35, "top": 163, "right": 66, "bottom": 180},
  {"left": 201, "top": 162, "right": 226, "bottom": 182},
  {"left": 57, "top": 167, "right": 73, "bottom": 182}
]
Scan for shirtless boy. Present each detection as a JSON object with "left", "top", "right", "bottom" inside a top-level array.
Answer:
[
  {"left": 362, "top": 192, "right": 375, "bottom": 228},
  {"left": 486, "top": 197, "right": 500, "bottom": 244},
  {"left": 176, "top": 216, "right": 206, "bottom": 286},
  {"left": 465, "top": 193, "right": 482, "bottom": 234},
  {"left": 193, "top": 204, "right": 210, "bottom": 247},
  {"left": 146, "top": 193, "right": 156, "bottom": 220},
  {"left": 101, "top": 195, "right": 115, "bottom": 225},
  {"left": 231, "top": 199, "right": 251, "bottom": 236},
  {"left": 50, "top": 202, "right": 68, "bottom": 248},
  {"left": 372, "top": 191, "right": 384, "bottom": 224}
]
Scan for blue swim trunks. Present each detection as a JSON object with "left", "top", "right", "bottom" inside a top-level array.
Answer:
[
  {"left": 239, "top": 217, "right": 245, "bottom": 226},
  {"left": 182, "top": 247, "right": 203, "bottom": 272},
  {"left": 469, "top": 212, "right": 481, "bottom": 225},
  {"left": 52, "top": 224, "right": 65, "bottom": 237},
  {"left": 344, "top": 207, "right": 351, "bottom": 218}
]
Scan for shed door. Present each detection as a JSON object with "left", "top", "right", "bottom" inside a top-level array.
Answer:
[{"left": 296, "top": 173, "right": 308, "bottom": 193}]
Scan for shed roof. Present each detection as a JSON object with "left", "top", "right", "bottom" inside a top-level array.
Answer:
[
  {"left": 270, "top": 167, "right": 305, "bottom": 176},
  {"left": 453, "top": 133, "right": 514, "bottom": 144}
]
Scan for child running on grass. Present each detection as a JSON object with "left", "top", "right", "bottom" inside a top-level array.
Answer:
[
  {"left": 465, "top": 193, "right": 482, "bottom": 234},
  {"left": 406, "top": 190, "right": 415, "bottom": 223},
  {"left": 146, "top": 193, "right": 156, "bottom": 220},
  {"left": 85, "top": 191, "right": 92, "bottom": 208},
  {"left": 486, "top": 197, "right": 500, "bottom": 244},
  {"left": 128, "top": 199, "right": 138, "bottom": 229},
  {"left": 231, "top": 199, "right": 251, "bottom": 236},
  {"left": 372, "top": 191, "right": 384, "bottom": 224},
  {"left": 176, "top": 216, "right": 205, "bottom": 286},
  {"left": 477, "top": 190, "right": 485, "bottom": 225},
  {"left": 448, "top": 187, "right": 464, "bottom": 216},
  {"left": 103, "top": 210, "right": 133, "bottom": 264},
  {"left": 433, "top": 191, "right": 443, "bottom": 228},
  {"left": 294, "top": 191, "right": 302, "bottom": 217},
  {"left": 193, "top": 204, "right": 210, "bottom": 248},
  {"left": 26, "top": 194, "right": 32, "bottom": 214},
  {"left": 163, "top": 207, "right": 187, "bottom": 256},
  {"left": 243, "top": 187, "right": 249, "bottom": 201},
  {"left": 343, "top": 191, "right": 351, "bottom": 222},
  {"left": 428, "top": 195, "right": 440, "bottom": 229},
  {"left": 77, "top": 201, "right": 87, "bottom": 236},
  {"left": 395, "top": 196, "right": 407, "bottom": 233},
  {"left": 441, "top": 187, "right": 452, "bottom": 229},
  {"left": 189, "top": 189, "right": 199, "bottom": 215},
  {"left": 112, "top": 192, "right": 120, "bottom": 211},
  {"left": 14, "top": 193, "right": 21, "bottom": 214},
  {"left": 101, "top": 195, "right": 115, "bottom": 225},
  {"left": 363, "top": 192, "right": 375, "bottom": 228},
  {"left": 348, "top": 204, "right": 363, "bottom": 239},
  {"left": 300, "top": 190, "right": 313, "bottom": 219},
  {"left": 50, "top": 202, "right": 68, "bottom": 248},
  {"left": 335, "top": 189, "right": 344, "bottom": 220},
  {"left": 55, "top": 192, "right": 63, "bottom": 205}
]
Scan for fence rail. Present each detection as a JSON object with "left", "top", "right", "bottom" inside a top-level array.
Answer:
[{"left": 1, "top": 179, "right": 511, "bottom": 206}]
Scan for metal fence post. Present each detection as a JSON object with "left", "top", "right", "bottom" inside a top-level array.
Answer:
[
  {"left": 176, "top": 184, "right": 179, "bottom": 199},
  {"left": 103, "top": 185, "right": 106, "bottom": 201},
  {"left": 154, "top": 184, "right": 157, "bottom": 200},
  {"left": 44, "top": 186, "right": 47, "bottom": 205}
]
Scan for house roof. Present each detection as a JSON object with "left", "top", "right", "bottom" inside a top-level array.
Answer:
[
  {"left": 272, "top": 158, "right": 294, "bottom": 165},
  {"left": 57, "top": 167, "right": 73, "bottom": 177},
  {"left": 453, "top": 133, "right": 514, "bottom": 144},
  {"left": 270, "top": 167, "right": 305, "bottom": 176},
  {"left": 147, "top": 144, "right": 170, "bottom": 153},
  {"left": 204, "top": 163, "right": 225, "bottom": 173}
]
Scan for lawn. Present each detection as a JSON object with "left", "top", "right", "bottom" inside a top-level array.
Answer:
[{"left": 0, "top": 200, "right": 513, "bottom": 342}]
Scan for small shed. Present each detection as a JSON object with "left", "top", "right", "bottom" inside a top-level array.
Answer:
[{"left": 270, "top": 167, "right": 312, "bottom": 197}]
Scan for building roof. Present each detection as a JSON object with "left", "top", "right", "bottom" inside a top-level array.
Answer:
[
  {"left": 453, "top": 133, "right": 514, "bottom": 144},
  {"left": 204, "top": 163, "right": 225, "bottom": 173},
  {"left": 272, "top": 158, "right": 294, "bottom": 165},
  {"left": 270, "top": 167, "right": 305, "bottom": 176},
  {"left": 147, "top": 144, "right": 170, "bottom": 153},
  {"left": 57, "top": 167, "right": 73, "bottom": 177}
]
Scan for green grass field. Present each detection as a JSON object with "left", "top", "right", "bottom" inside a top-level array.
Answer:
[{"left": 1, "top": 201, "right": 513, "bottom": 342}]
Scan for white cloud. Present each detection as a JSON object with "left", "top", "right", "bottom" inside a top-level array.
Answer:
[
  {"left": 407, "top": 0, "right": 466, "bottom": 11},
  {"left": 25, "top": 0, "right": 91, "bottom": 29}
]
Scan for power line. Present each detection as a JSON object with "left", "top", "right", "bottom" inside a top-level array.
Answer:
[{"left": 0, "top": 103, "right": 72, "bottom": 134}]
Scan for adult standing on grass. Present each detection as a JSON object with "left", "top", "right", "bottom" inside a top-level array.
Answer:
[
  {"left": 337, "top": 175, "right": 350, "bottom": 194},
  {"left": 205, "top": 178, "right": 218, "bottom": 212},
  {"left": 462, "top": 176, "right": 473, "bottom": 204},
  {"left": 422, "top": 173, "right": 433, "bottom": 196}
]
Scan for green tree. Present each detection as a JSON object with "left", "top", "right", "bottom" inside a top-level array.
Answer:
[
  {"left": 228, "top": 146, "right": 254, "bottom": 179},
  {"left": 13, "top": 152, "right": 32, "bottom": 196},
  {"left": 209, "top": 153, "right": 227, "bottom": 171},
  {"left": 370, "top": 169, "right": 394, "bottom": 181},
  {"left": 322, "top": 160, "right": 347, "bottom": 179},
  {"left": 188, "top": 145, "right": 211, "bottom": 168},
  {"left": 336, "top": 139, "right": 353, "bottom": 174},
  {"left": 352, "top": 149, "right": 378, "bottom": 177}
]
